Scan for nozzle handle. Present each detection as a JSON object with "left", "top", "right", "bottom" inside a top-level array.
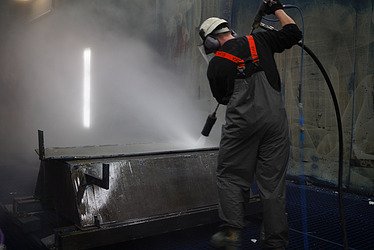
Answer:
[
  {"left": 213, "top": 103, "right": 220, "bottom": 114},
  {"left": 201, "top": 113, "right": 217, "bottom": 137}
]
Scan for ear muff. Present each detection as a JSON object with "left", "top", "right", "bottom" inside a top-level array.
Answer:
[
  {"left": 204, "top": 35, "right": 220, "bottom": 54},
  {"left": 203, "top": 29, "right": 237, "bottom": 54},
  {"left": 201, "top": 29, "right": 238, "bottom": 54}
]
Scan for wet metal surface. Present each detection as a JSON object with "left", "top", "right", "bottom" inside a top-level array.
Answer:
[
  {"left": 37, "top": 143, "right": 217, "bottom": 160},
  {"left": 37, "top": 145, "right": 220, "bottom": 228}
]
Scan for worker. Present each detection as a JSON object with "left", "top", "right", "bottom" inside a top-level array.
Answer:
[{"left": 198, "top": 0, "right": 302, "bottom": 249}]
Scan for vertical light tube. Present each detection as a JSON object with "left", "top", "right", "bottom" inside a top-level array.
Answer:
[{"left": 83, "top": 48, "right": 91, "bottom": 128}]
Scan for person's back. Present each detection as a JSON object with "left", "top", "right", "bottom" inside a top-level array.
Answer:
[{"left": 207, "top": 19, "right": 302, "bottom": 106}]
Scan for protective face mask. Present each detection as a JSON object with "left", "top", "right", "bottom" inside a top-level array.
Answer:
[{"left": 198, "top": 45, "right": 214, "bottom": 64}]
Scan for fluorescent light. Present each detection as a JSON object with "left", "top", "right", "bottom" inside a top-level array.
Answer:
[{"left": 83, "top": 48, "right": 91, "bottom": 128}]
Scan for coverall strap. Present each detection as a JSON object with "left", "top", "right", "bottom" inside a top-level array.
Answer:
[
  {"left": 214, "top": 35, "right": 259, "bottom": 66},
  {"left": 214, "top": 51, "right": 245, "bottom": 66},
  {"left": 246, "top": 35, "right": 259, "bottom": 64}
]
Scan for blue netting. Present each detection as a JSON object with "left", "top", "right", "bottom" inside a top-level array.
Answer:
[{"left": 94, "top": 182, "right": 374, "bottom": 250}]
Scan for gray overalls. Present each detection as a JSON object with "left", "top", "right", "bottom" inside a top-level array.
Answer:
[{"left": 215, "top": 35, "right": 290, "bottom": 248}]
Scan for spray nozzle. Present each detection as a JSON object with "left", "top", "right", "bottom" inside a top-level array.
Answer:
[{"left": 201, "top": 104, "right": 219, "bottom": 137}]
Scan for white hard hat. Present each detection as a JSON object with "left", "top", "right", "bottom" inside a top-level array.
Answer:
[{"left": 199, "top": 17, "right": 230, "bottom": 40}]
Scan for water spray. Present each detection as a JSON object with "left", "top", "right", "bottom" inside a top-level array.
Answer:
[{"left": 201, "top": 103, "right": 219, "bottom": 137}]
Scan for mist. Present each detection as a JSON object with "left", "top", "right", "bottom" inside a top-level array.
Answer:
[
  {"left": 2, "top": 1, "right": 216, "bottom": 164},
  {"left": 0, "top": 0, "right": 217, "bottom": 200}
]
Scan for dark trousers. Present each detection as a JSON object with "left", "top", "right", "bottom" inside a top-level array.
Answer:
[{"left": 216, "top": 72, "right": 290, "bottom": 248}]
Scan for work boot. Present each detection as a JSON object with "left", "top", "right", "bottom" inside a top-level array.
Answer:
[{"left": 210, "top": 227, "right": 241, "bottom": 250}]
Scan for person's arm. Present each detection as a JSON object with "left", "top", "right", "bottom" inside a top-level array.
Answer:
[
  {"left": 254, "top": 23, "right": 302, "bottom": 53},
  {"left": 274, "top": 9, "right": 296, "bottom": 27},
  {"left": 253, "top": 0, "right": 301, "bottom": 53},
  {"left": 254, "top": 4, "right": 302, "bottom": 54},
  {"left": 207, "top": 58, "right": 236, "bottom": 105}
]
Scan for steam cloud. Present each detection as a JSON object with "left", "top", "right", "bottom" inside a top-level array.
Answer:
[{"left": 0, "top": 0, "right": 213, "bottom": 198}]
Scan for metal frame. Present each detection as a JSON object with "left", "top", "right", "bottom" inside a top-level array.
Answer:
[
  {"left": 30, "top": 130, "right": 263, "bottom": 249},
  {"left": 54, "top": 199, "right": 261, "bottom": 250}
]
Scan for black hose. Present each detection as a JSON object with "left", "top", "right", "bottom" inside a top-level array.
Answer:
[
  {"left": 298, "top": 42, "right": 348, "bottom": 250},
  {"left": 259, "top": 21, "right": 348, "bottom": 249}
]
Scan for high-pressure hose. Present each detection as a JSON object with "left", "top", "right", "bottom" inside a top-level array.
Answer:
[
  {"left": 258, "top": 4, "right": 348, "bottom": 249},
  {"left": 295, "top": 40, "right": 348, "bottom": 250}
]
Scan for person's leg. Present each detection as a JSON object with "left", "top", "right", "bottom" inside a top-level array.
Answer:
[
  {"left": 256, "top": 121, "right": 290, "bottom": 249},
  {"left": 216, "top": 129, "right": 259, "bottom": 228},
  {"left": 210, "top": 227, "right": 242, "bottom": 250},
  {"left": 211, "top": 128, "right": 260, "bottom": 248}
]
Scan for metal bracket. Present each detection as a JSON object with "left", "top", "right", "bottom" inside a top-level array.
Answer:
[
  {"left": 85, "top": 163, "right": 110, "bottom": 190},
  {"left": 38, "top": 130, "right": 45, "bottom": 160},
  {"left": 94, "top": 215, "right": 101, "bottom": 228}
]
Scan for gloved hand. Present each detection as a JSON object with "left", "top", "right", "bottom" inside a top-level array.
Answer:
[{"left": 263, "top": 0, "right": 284, "bottom": 15}]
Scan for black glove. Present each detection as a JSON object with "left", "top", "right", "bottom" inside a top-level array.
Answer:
[{"left": 263, "top": 0, "right": 284, "bottom": 15}]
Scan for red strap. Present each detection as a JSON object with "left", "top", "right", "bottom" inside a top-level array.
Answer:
[
  {"left": 246, "top": 35, "right": 259, "bottom": 63},
  {"left": 214, "top": 51, "right": 244, "bottom": 65},
  {"left": 213, "top": 35, "right": 259, "bottom": 66}
]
